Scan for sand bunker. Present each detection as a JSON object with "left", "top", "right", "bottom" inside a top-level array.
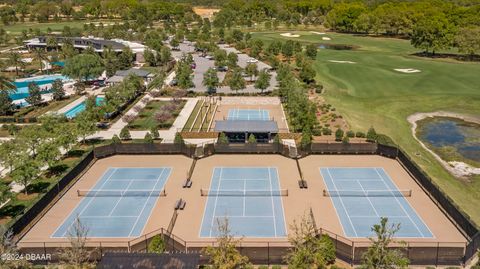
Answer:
[
  {"left": 280, "top": 33, "right": 300, "bottom": 38},
  {"left": 328, "top": 60, "right": 356, "bottom": 64},
  {"left": 310, "top": 31, "right": 326, "bottom": 35},
  {"left": 395, "top": 68, "right": 421, "bottom": 73},
  {"left": 322, "top": 37, "right": 331, "bottom": 41}
]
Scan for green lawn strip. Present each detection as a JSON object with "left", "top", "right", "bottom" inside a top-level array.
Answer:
[
  {"left": 3, "top": 20, "right": 122, "bottom": 35},
  {"left": 17, "top": 96, "right": 81, "bottom": 118},
  {"left": 253, "top": 31, "right": 480, "bottom": 225},
  {"left": 182, "top": 100, "right": 201, "bottom": 131},
  {"left": 201, "top": 104, "right": 215, "bottom": 132},
  {"left": 192, "top": 101, "right": 209, "bottom": 131},
  {"left": 127, "top": 100, "right": 186, "bottom": 130}
]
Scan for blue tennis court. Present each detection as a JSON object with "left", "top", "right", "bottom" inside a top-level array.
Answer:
[
  {"left": 52, "top": 167, "right": 171, "bottom": 238},
  {"left": 320, "top": 167, "right": 433, "bottom": 238},
  {"left": 200, "top": 167, "right": 287, "bottom": 238},
  {"left": 227, "top": 109, "right": 270, "bottom": 120}
]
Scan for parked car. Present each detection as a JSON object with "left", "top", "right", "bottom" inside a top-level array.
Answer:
[
  {"left": 218, "top": 66, "right": 229, "bottom": 72},
  {"left": 169, "top": 79, "right": 178, "bottom": 86},
  {"left": 205, "top": 55, "right": 214, "bottom": 60},
  {"left": 247, "top": 58, "right": 258, "bottom": 63},
  {"left": 191, "top": 63, "right": 197, "bottom": 69}
]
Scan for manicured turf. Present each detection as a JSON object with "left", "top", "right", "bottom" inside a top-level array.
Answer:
[
  {"left": 3, "top": 20, "right": 121, "bottom": 35},
  {"left": 253, "top": 31, "right": 480, "bottom": 225}
]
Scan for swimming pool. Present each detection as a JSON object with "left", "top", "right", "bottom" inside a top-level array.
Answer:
[
  {"left": 65, "top": 96, "right": 105, "bottom": 119},
  {"left": 11, "top": 74, "right": 70, "bottom": 101}
]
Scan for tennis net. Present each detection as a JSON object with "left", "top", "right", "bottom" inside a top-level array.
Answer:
[
  {"left": 77, "top": 189, "right": 167, "bottom": 197},
  {"left": 323, "top": 189, "right": 411, "bottom": 197},
  {"left": 200, "top": 189, "right": 288, "bottom": 197}
]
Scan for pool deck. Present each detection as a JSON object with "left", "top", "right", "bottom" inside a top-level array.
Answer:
[{"left": 56, "top": 96, "right": 87, "bottom": 114}]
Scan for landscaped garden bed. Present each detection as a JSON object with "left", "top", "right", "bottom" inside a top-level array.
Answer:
[{"left": 127, "top": 100, "right": 186, "bottom": 130}]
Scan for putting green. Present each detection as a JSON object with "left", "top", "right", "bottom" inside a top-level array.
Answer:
[{"left": 253, "top": 31, "right": 480, "bottom": 225}]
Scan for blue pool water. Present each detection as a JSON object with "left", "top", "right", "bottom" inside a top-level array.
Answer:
[
  {"left": 65, "top": 96, "right": 105, "bottom": 119},
  {"left": 417, "top": 117, "right": 480, "bottom": 163},
  {"left": 11, "top": 75, "right": 70, "bottom": 101}
]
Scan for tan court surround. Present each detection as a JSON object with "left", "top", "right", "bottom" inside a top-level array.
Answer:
[{"left": 18, "top": 153, "right": 466, "bottom": 251}]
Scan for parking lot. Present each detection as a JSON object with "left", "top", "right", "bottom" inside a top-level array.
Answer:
[{"left": 171, "top": 42, "right": 277, "bottom": 94}]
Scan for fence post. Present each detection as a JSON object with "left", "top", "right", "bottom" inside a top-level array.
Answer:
[
  {"left": 267, "top": 242, "right": 270, "bottom": 266},
  {"left": 145, "top": 235, "right": 148, "bottom": 253},
  {"left": 351, "top": 241, "right": 355, "bottom": 266},
  {"left": 43, "top": 242, "right": 47, "bottom": 264}
]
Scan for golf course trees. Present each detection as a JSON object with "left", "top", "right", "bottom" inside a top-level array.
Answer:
[
  {"left": 63, "top": 53, "right": 104, "bottom": 83},
  {"left": 203, "top": 67, "right": 220, "bottom": 93},
  {"left": 282, "top": 40, "right": 294, "bottom": 62},
  {"left": 455, "top": 27, "right": 480, "bottom": 58},
  {"left": 411, "top": 14, "right": 455, "bottom": 55},
  {"left": 228, "top": 68, "right": 246, "bottom": 94},
  {"left": 305, "top": 44, "right": 318, "bottom": 59},
  {"left": 254, "top": 69, "right": 271, "bottom": 93}
]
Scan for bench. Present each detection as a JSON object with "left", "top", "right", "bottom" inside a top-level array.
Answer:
[
  {"left": 175, "top": 199, "right": 186, "bottom": 210},
  {"left": 298, "top": 180, "right": 308, "bottom": 189},
  {"left": 182, "top": 179, "right": 192, "bottom": 188}
]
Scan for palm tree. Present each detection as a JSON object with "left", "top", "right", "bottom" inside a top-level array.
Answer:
[
  {"left": 32, "top": 48, "right": 48, "bottom": 74},
  {"left": 0, "top": 74, "right": 15, "bottom": 94},
  {"left": 7, "top": 52, "right": 25, "bottom": 77}
]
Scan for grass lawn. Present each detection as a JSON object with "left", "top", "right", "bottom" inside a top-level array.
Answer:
[
  {"left": 3, "top": 20, "right": 122, "bottom": 35},
  {"left": 182, "top": 100, "right": 201, "bottom": 131},
  {"left": 253, "top": 31, "right": 480, "bottom": 225},
  {"left": 127, "top": 100, "right": 186, "bottom": 130},
  {"left": 15, "top": 96, "right": 80, "bottom": 118}
]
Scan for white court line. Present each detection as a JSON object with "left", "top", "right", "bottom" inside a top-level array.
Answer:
[
  {"left": 107, "top": 180, "right": 135, "bottom": 217},
  {"left": 357, "top": 180, "right": 380, "bottom": 217},
  {"left": 215, "top": 215, "right": 275, "bottom": 218},
  {"left": 81, "top": 215, "right": 139, "bottom": 218},
  {"left": 326, "top": 168, "right": 358, "bottom": 237},
  {"left": 209, "top": 168, "right": 223, "bottom": 237},
  {"left": 128, "top": 168, "right": 167, "bottom": 237},
  {"left": 218, "top": 178, "right": 270, "bottom": 181},
  {"left": 58, "top": 168, "right": 118, "bottom": 237},
  {"left": 374, "top": 168, "right": 425, "bottom": 237},
  {"left": 139, "top": 167, "right": 172, "bottom": 236},
  {"left": 349, "top": 215, "right": 410, "bottom": 218},
  {"left": 243, "top": 180, "right": 246, "bottom": 216},
  {"left": 268, "top": 167, "right": 277, "bottom": 237}
]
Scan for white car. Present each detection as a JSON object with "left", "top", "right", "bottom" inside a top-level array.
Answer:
[{"left": 247, "top": 58, "right": 258, "bottom": 63}]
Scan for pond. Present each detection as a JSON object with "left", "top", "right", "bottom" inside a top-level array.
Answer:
[
  {"left": 318, "top": 44, "right": 354, "bottom": 50},
  {"left": 416, "top": 117, "right": 480, "bottom": 165}
]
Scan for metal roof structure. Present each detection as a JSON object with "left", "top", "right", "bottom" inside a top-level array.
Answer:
[{"left": 214, "top": 120, "right": 279, "bottom": 133}]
